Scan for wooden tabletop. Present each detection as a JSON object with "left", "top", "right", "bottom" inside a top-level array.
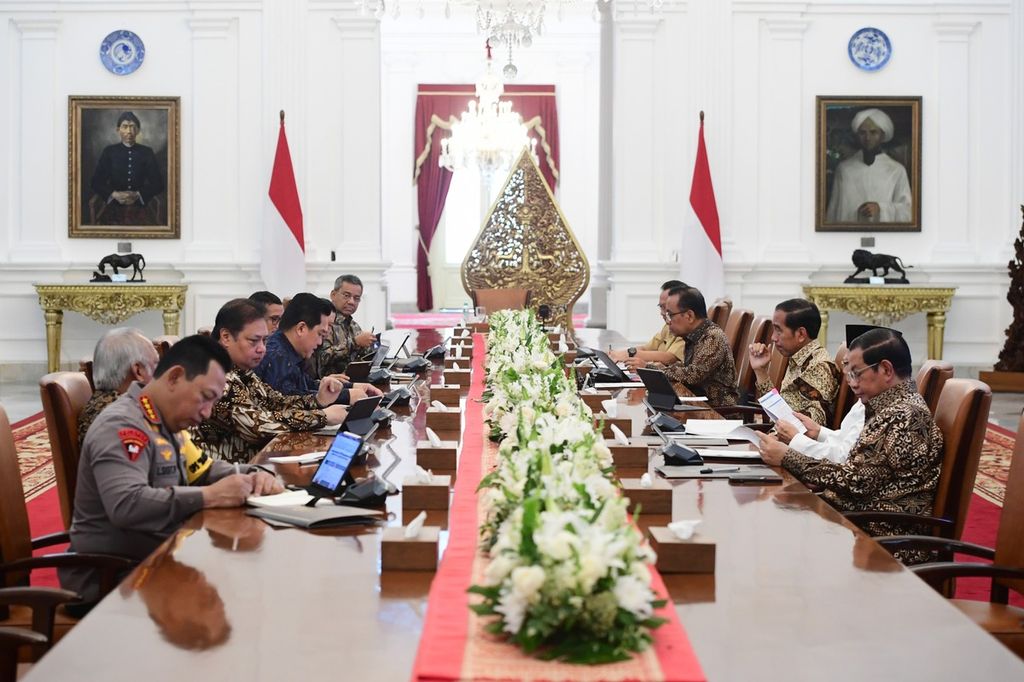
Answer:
[{"left": 25, "top": 327, "right": 1024, "bottom": 681}]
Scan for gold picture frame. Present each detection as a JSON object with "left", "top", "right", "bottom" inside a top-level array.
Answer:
[
  {"left": 816, "top": 96, "right": 922, "bottom": 232},
  {"left": 68, "top": 95, "right": 180, "bottom": 239}
]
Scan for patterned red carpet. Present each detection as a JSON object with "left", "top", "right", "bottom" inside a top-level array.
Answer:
[{"left": 12, "top": 413, "right": 1020, "bottom": 600}]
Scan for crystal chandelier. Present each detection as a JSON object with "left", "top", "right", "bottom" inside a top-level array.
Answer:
[{"left": 438, "top": 43, "right": 537, "bottom": 180}]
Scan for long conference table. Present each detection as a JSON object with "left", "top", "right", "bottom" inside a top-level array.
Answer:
[{"left": 25, "top": 328, "right": 1024, "bottom": 681}]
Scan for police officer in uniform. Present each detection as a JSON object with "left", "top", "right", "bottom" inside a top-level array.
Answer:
[{"left": 60, "top": 335, "right": 282, "bottom": 610}]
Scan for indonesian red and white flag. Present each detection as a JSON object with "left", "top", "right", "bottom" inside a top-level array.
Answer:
[
  {"left": 681, "top": 113, "right": 725, "bottom": 303},
  {"left": 261, "top": 114, "right": 306, "bottom": 298}
]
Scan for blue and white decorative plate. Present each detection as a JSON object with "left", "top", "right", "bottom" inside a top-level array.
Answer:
[
  {"left": 99, "top": 30, "right": 145, "bottom": 75},
  {"left": 848, "top": 27, "right": 891, "bottom": 71}
]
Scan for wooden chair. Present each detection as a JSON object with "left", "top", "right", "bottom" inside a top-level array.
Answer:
[
  {"left": 736, "top": 316, "right": 773, "bottom": 401},
  {"left": 470, "top": 288, "right": 531, "bottom": 313},
  {"left": 707, "top": 298, "right": 732, "bottom": 329},
  {"left": 0, "top": 404, "right": 134, "bottom": 666},
  {"left": 152, "top": 335, "right": 180, "bottom": 359},
  {"left": 906, "top": 411, "right": 1024, "bottom": 659},
  {"left": 77, "top": 359, "right": 94, "bottom": 392},
  {"left": 851, "top": 378, "right": 993, "bottom": 546},
  {"left": 830, "top": 344, "right": 856, "bottom": 430},
  {"left": 722, "top": 308, "right": 754, "bottom": 373},
  {"left": 916, "top": 360, "right": 954, "bottom": 415},
  {"left": 38, "top": 373, "right": 92, "bottom": 530}
]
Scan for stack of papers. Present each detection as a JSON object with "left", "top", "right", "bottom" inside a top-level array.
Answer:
[{"left": 684, "top": 420, "right": 761, "bottom": 444}]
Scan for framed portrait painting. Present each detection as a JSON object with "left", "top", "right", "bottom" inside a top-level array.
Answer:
[
  {"left": 816, "top": 96, "right": 921, "bottom": 232},
  {"left": 68, "top": 95, "right": 180, "bottom": 239}
]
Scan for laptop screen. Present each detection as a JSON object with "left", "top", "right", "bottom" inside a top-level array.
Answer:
[{"left": 311, "top": 431, "right": 362, "bottom": 493}]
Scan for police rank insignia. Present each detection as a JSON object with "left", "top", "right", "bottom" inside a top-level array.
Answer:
[
  {"left": 139, "top": 394, "right": 161, "bottom": 423},
  {"left": 118, "top": 428, "right": 149, "bottom": 461}
]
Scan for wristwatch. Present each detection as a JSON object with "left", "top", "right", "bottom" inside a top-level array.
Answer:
[{"left": 627, "top": 347, "right": 637, "bottom": 358}]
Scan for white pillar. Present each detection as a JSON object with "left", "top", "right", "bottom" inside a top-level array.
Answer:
[
  {"left": 381, "top": 52, "right": 418, "bottom": 305},
  {"left": 930, "top": 20, "right": 978, "bottom": 262},
  {"left": 185, "top": 16, "right": 239, "bottom": 262},
  {"left": 609, "top": 13, "right": 663, "bottom": 263},
  {"left": 9, "top": 18, "right": 61, "bottom": 262},
  {"left": 758, "top": 17, "right": 809, "bottom": 262}
]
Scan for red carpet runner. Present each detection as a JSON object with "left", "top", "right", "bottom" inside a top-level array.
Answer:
[{"left": 411, "top": 335, "right": 705, "bottom": 681}]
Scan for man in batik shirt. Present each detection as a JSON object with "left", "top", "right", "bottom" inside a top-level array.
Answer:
[
  {"left": 314, "top": 274, "right": 376, "bottom": 377},
  {"left": 758, "top": 327, "right": 942, "bottom": 563},
  {"left": 194, "top": 299, "right": 349, "bottom": 464},
  {"left": 748, "top": 298, "right": 840, "bottom": 426},
  {"left": 647, "top": 285, "right": 738, "bottom": 407}
]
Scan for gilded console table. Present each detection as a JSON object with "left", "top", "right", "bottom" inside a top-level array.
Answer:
[
  {"left": 34, "top": 283, "right": 188, "bottom": 372},
  {"left": 802, "top": 284, "right": 957, "bottom": 360}
]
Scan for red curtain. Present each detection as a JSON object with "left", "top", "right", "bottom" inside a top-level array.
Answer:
[{"left": 413, "top": 84, "right": 559, "bottom": 312}]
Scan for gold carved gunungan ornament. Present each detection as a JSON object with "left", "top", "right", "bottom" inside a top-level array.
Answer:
[{"left": 461, "top": 149, "right": 589, "bottom": 332}]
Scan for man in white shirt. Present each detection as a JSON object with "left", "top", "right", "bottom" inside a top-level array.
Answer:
[{"left": 756, "top": 325, "right": 897, "bottom": 465}]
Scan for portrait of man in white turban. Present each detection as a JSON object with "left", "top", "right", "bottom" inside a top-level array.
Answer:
[{"left": 825, "top": 106, "right": 913, "bottom": 224}]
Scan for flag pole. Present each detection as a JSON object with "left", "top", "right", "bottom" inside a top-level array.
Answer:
[
  {"left": 699, "top": 110, "right": 704, "bottom": 123},
  {"left": 280, "top": 110, "right": 285, "bottom": 124}
]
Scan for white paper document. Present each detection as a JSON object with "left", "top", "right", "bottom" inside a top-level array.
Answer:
[
  {"left": 757, "top": 389, "right": 808, "bottom": 434},
  {"left": 246, "top": 490, "right": 333, "bottom": 508},
  {"left": 594, "top": 382, "right": 644, "bottom": 389},
  {"left": 683, "top": 420, "right": 744, "bottom": 436},
  {"left": 267, "top": 451, "right": 326, "bottom": 465},
  {"left": 695, "top": 448, "right": 762, "bottom": 461}
]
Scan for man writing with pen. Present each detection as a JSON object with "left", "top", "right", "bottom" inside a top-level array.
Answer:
[{"left": 314, "top": 274, "right": 377, "bottom": 377}]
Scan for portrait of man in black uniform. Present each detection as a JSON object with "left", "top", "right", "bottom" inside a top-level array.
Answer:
[
  {"left": 69, "top": 96, "right": 180, "bottom": 238},
  {"left": 90, "top": 111, "right": 165, "bottom": 226}
]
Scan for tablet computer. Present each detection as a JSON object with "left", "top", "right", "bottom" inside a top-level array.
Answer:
[
  {"left": 340, "top": 395, "right": 383, "bottom": 436},
  {"left": 345, "top": 361, "right": 371, "bottom": 382},
  {"left": 306, "top": 431, "right": 364, "bottom": 498},
  {"left": 637, "top": 368, "right": 705, "bottom": 411}
]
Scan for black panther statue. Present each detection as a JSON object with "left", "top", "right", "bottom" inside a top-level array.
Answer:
[{"left": 845, "top": 249, "right": 911, "bottom": 284}]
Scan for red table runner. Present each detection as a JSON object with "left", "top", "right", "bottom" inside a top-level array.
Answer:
[{"left": 411, "top": 334, "right": 705, "bottom": 681}]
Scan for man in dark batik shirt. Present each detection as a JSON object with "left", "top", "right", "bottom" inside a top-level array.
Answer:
[
  {"left": 758, "top": 327, "right": 943, "bottom": 564},
  {"left": 194, "top": 299, "right": 349, "bottom": 464},
  {"left": 647, "top": 285, "right": 738, "bottom": 407},
  {"left": 314, "top": 274, "right": 376, "bottom": 377}
]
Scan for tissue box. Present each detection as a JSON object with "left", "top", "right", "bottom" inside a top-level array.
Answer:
[
  {"left": 425, "top": 407, "right": 461, "bottom": 432},
  {"left": 595, "top": 415, "right": 632, "bottom": 439},
  {"left": 469, "top": 322, "right": 490, "bottom": 334},
  {"left": 444, "top": 356, "right": 470, "bottom": 370},
  {"left": 430, "top": 384, "right": 460, "bottom": 407},
  {"left": 561, "top": 350, "right": 578, "bottom": 365},
  {"left": 416, "top": 441, "right": 458, "bottom": 470},
  {"left": 445, "top": 368, "right": 472, "bottom": 389},
  {"left": 402, "top": 475, "right": 451, "bottom": 510},
  {"left": 621, "top": 478, "right": 672, "bottom": 514},
  {"left": 579, "top": 390, "right": 612, "bottom": 413},
  {"left": 609, "top": 443, "right": 650, "bottom": 470},
  {"left": 452, "top": 335, "right": 472, "bottom": 346},
  {"left": 648, "top": 526, "right": 716, "bottom": 574},
  {"left": 381, "top": 526, "right": 440, "bottom": 571}
]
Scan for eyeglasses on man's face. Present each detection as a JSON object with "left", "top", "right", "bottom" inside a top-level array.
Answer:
[
  {"left": 845, "top": 362, "right": 880, "bottom": 383},
  {"left": 662, "top": 309, "right": 686, "bottom": 321}
]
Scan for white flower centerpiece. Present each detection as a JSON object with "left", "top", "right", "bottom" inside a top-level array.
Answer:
[{"left": 470, "top": 310, "right": 667, "bottom": 664}]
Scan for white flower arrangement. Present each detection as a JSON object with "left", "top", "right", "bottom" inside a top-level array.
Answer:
[{"left": 470, "top": 309, "right": 666, "bottom": 664}]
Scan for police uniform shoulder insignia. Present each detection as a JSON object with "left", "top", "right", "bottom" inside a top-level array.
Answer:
[
  {"left": 138, "top": 394, "right": 161, "bottom": 424},
  {"left": 118, "top": 428, "right": 149, "bottom": 462}
]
